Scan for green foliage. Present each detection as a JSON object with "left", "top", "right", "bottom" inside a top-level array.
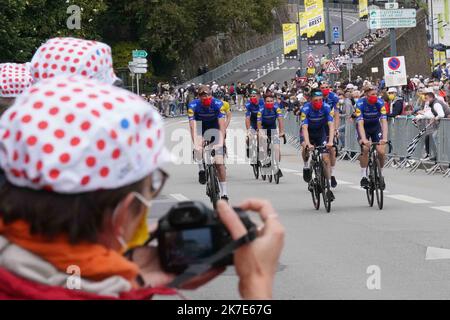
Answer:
[
  {"left": 1, "top": 0, "right": 283, "bottom": 77},
  {"left": 0, "top": 0, "right": 106, "bottom": 63}
]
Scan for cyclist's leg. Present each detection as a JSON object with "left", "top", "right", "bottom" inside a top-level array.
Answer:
[
  {"left": 373, "top": 130, "right": 385, "bottom": 168},
  {"left": 358, "top": 126, "right": 370, "bottom": 179}
]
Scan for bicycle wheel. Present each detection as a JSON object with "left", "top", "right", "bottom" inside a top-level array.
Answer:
[
  {"left": 252, "top": 164, "right": 259, "bottom": 180},
  {"left": 321, "top": 163, "right": 331, "bottom": 213},
  {"left": 366, "top": 166, "right": 374, "bottom": 207},
  {"left": 208, "top": 166, "right": 220, "bottom": 209},
  {"left": 310, "top": 177, "right": 320, "bottom": 210},
  {"left": 374, "top": 158, "right": 384, "bottom": 210}
]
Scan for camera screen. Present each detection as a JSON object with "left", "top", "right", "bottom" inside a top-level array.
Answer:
[{"left": 164, "top": 227, "right": 214, "bottom": 267}]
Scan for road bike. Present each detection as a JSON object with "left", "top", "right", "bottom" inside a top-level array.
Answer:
[
  {"left": 203, "top": 140, "right": 221, "bottom": 209},
  {"left": 248, "top": 130, "right": 260, "bottom": 180},
  {"left": 308, "top": 145, "right": 337, "bottom": 213},
  {"left": 260, "top": 132, "right": 286, "bottom": 184},
  {"left": 365, "top": 141, "right": 392, "bottom": 210}
]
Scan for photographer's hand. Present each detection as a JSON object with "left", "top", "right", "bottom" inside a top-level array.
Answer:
[
  {"left": 131, "top": 246, "right": 225, "bottom": 289},
  {"left": 217, "top": 199, "right": 285, "bottom": 300}
]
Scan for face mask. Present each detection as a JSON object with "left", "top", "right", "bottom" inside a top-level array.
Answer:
[
  {"left": 312, "top": 100, "right": 323, "bottom": 110},
  {"left": 201, "top": 97, "right": 212, "bottom": 107},
  {"left": 265, "top": 102, "right": 274, "bottom": 109},
  {"left": 115, "top": 192, "right": 152, "bottom": 254},
  {"left": 250, "top": 97, "right": 258, "bottom": 105},
  {"left": 388, "top": 94, "right": 395, "bottom": 101},
  {"left": 321, "top": 89, "right": 330, "bottom": 96},
  {"left": 368, "top": 95, "right": 378, "bottom": 105},
  {"left": 338, "top": 99, "right": 344, "bottom": 104}
]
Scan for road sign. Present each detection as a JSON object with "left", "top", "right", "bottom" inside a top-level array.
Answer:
[
  {"left": 133, "top": 58, "right": 147, "bottom": 64},
  {"left": 368, "top": 18, "right": 416, "bottom": 29},
  {"left": 324, "top": 60, "right": 341, "bottom": 74},
  {"left": 369, "top": 9, "right": 416, "bottom": 19},
  {"left": 385, "top": 2, "right": 399, "bottom": 9},
  {"left": 346, "top": 63, "right": 353, "bottom": 70},
  {"left": 333, "top": 26, "right": 339, "bottom": 41},
  {"left": 132, "top": 50, "right": 148, "bottom": 58},
  {"left": 131, "top": 67, "right": 147, "bottom": 74},
  {"left": 383, "top": 56, "right": 407, "bottom": 87},
  {"left": 371, "top": 67, "right": 379, "bottom": 73},
  {"left": 307, "top": 55, "right": 315, "bottom": 68},
  {"left": 342, "top": 57, "right": 363, "bottom": 64}
]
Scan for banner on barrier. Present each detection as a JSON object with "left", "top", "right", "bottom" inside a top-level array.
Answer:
[
  {"left": 305, "top": 0, "right": 326, "bottom": 45},
  {"left": 282, "top": 23, "right": 298, "bottom": 58}
]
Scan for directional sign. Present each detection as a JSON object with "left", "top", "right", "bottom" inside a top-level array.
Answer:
[
  {"left": 368, "top": 18, "right": 416, "bottom": 29},
  {"left": 131, "top": 67, "right": 147, "bottom": 74},
  {"left": 383, "top": 56, "right": 406, "bottom": 87},
  {"left": 133, "top": 58, "right": 147, "bottom": 64},
  {"left": 369, "top": 9, "right": 416, "bottom": 19},
  {"left": 342, "top": 57, "right": 363, "bottom": 64},
  {"left": 324, "top": 60, "right": 341, "bottom": 74},
  {"left": 132, "top": 50, "right": 148, "bottom": 58}
]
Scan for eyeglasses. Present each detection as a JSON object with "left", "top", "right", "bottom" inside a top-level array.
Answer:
[
  {"left": 149, "top": 168, "right": 169, "bottom": 198},
  {"left": 131, "top": 169, "right": 169, "bottom": 208}
]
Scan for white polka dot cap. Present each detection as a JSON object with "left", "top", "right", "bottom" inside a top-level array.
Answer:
[
  {"left": 0, "top": 75, "right": 171, "bottom": 193},
  {"left": 30, "top": 37, "right": 120, "bottom": 85},
  {"left": 0, "top": 63, "right": 34, "bottom": 98}
]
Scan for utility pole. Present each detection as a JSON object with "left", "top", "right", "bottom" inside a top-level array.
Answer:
[
  {"left": 430, "top": 0, "right": 435, "bottom": 67},
  {"left": 325, "top": 0, "right": 333, "bottom": 59},
  {"left": 389, "top": 0, "right": 397, "bottom": 56},
  {"left": 340, "top": 0, "right": 345, "bottom": 42},
  {"left": 297, "top": 0, "right": 303, "bottom": 74}
]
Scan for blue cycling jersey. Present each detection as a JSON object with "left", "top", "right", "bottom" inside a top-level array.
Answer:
[
  {"left": 245, "top": 99, "right": 264, "bottom": 129},
  {"left": 257, "top": 104, "right": 283, "bottom": 129},
  {"left": 301, "top": 102, "right": 334, "bottom": 131},
  {"left": 324, "top": 91, "right": 340, "bottom": 113},
  {"left": 188, "top": 98, "right": 225, "bottom": 122},
  {"left": 355, "top": 97, "right": 387, "bottom": 127}
]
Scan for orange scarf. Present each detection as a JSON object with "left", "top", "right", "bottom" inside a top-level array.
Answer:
[{"left": 0, "top": 219, "right": 139, "bottom": 285}]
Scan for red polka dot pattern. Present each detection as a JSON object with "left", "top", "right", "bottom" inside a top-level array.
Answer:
[
  {"left": 30, "top": 37, "right": 119, "bottom": 85},
  {"left": 0, "top": 75, "right": 169, "bottom": 193},
  {"left": 0, "top": 63, "right": 34, "bottom": 98}
]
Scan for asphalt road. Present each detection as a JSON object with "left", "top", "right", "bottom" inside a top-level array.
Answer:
[
  {"left": 219, "top": 11, "right": 367, "bottom": 86},
  {"left": 152, "top": 114, "right": 450, "bottom": 300}
]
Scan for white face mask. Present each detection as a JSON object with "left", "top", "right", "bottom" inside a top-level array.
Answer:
[{"left": 339, "top": 99, "right": 344, "bottom": 104}]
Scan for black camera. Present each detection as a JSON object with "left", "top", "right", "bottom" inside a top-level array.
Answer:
[{"left": 157, "top": 201, "right": 257, "bottom": 274}]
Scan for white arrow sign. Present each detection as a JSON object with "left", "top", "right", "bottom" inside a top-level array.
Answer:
[
  {"left": 369, "top": 9, "right": 416, "bottom": 19},
  {"left": 132, "top": 67, "right": 147, "bottom": 74},
  {"left": 133, "top": 58, "right": 148, "bottom": 64}
]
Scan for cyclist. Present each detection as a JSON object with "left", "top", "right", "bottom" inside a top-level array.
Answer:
[
  {"left": 214, "top": 89, "right": 232, "bottom": 157},
  {"left": 300, "top": 89, "right": 335, "bottom": 200},
  {"left": 188, "top": 85, "right": 229, "bottom": 201},
  {"left": 356, "top": 85, "right": 388, "bottom": 189},
  {"left": 257, "top": 94, "right": 285, "bottom": 178},
  {"left": 245, "top": 89, "right": 264, "bottom": 160},
  {"left": 320, "top": 81, "right": 340, "bottom": 188}
]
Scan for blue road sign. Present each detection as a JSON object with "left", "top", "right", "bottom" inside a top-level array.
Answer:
[{"left": 333, "top": 26, "right": 339, "bottom": 40}]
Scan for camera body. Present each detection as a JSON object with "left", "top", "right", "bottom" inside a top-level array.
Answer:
[{"left": 157, "top": 201, "right": 256, "bottom": 274}]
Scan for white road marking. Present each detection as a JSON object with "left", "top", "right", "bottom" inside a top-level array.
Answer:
[
  {"left": 281, "top": 168, "right": 300, "bottom": 173},
  {"left": 293, "top": 173, "right": 303, "bottom": 177},
  {"left": 431, "top": 206, "right": 450, "bottom": 213},
  {"left": 349, "top": 185, "right": 365, "bottom": 192},
  {"left": 387, "top": 195, "right": 432, "bottom": 204},
  {"left": 336, "top": 179, "right": 353, "bottom": 185},
  {"left": 425, "top": 246, "right": 450, "bottom": 260},
  {"left": 170, "top": 194, "right": 190, "bottom": 201}
]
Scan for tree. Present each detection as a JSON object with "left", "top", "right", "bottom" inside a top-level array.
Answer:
[{"left": 0, "top": 0, "right": 106, "bottom": 63}]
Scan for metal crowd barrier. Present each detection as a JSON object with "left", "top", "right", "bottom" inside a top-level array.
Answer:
[{"left": 284, "top": 113, "right": 450, "bottom": 177}]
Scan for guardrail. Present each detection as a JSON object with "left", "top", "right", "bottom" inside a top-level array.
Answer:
[
  {"left": 284, "top": 112, "right": 450, "bottom": 177},
  {"left": 182, "top": 37, "right": 283, "bottom": 86}
]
